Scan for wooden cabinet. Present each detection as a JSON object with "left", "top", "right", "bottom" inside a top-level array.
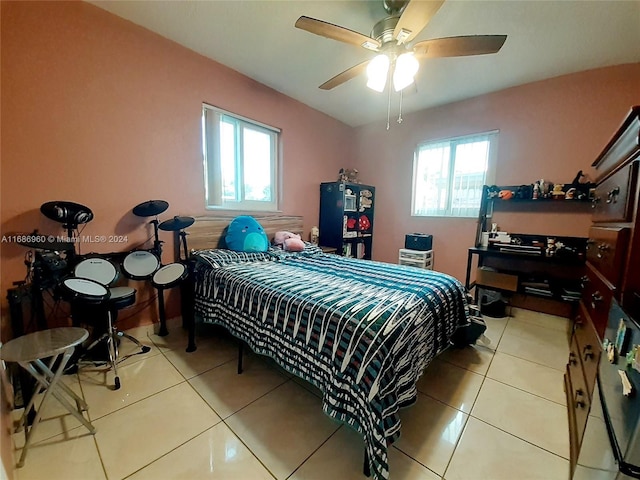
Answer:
[
  {"left": 319, "top": 182, "right": 375, "bottom": 260},
  {"left": 587, "top": 106, "right": 640, "bottom": 335},
  {"left": 566, "top": 105, "right": 640, "bottom": 478}
]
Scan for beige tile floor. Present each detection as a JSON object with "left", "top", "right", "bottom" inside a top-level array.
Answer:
[{"left": 6, "top": 308, "right": 585, "bottom": 480}]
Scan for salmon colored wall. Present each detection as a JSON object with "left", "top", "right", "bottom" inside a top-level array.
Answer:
[
  {"left": 353, "top": 63, "right": 640, "bottom": 282},
  {"left": 0, "top": 1, "right": 352, "bottom": 334}
]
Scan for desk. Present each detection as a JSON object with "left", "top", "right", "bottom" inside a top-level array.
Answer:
[
  {"left": 0, "top": 327, "right": 95, "bottom": 467},
  {"left": 465, "top": 246, "right": 585, "bottom": 316}
]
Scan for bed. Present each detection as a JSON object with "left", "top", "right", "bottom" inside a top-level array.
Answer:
[{"left": 182, "top": 215, "right": 470, "bottom": 480}]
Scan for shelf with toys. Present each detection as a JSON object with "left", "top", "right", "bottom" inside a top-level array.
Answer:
[
  {"left": 483, "top": 171, "right": 596, "bottom": 204},
  {"left": 476, "top": 173, "right": 595, "bottom": 247},
  {"left": 469, "top": 172, "right": 594, "bottom": 316}
]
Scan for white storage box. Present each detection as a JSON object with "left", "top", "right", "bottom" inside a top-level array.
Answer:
[{"left": 399, "top": 249, "right": 433, "bottom": 270}]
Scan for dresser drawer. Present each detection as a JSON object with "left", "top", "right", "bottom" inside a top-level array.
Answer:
[
  {"left": 592, "top": 107, "right": 640, "bottom": 179},
  {"left": 565, "top": 369, "right": 579, "bottom": 476},
  {"left": 581, "top": 263, "right": 614, "bottom": 337},
  {"left": 572, "top": 302, "right": 601, "bottom": 398},
  {"left": 592, "top": 162, "right": 638, "bottom": 222},
  {"left": 585, "top": 226, "right": 630, "bottom": 286},
  {"left": 567, "top": 336, "right": 591, "bottom": 449}
]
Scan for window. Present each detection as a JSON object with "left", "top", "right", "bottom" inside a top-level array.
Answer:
[
  {"left": 202, "top": 104, "right": 280, "bottom": 211},
  {"left": 412, "top": 131, "right": 497, "bottom": 217}
]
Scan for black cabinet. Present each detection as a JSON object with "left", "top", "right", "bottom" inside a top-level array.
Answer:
[{"left": 319, "top": 182, "right": 375, "bottom": 259}]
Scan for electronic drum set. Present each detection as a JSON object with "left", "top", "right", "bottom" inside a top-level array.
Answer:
[{"left": 13, "top": 199, "right": 195, "bottom": 389}]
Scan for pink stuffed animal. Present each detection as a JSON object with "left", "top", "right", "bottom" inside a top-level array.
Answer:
[{"left": 274, "top": 231, "right": 305, "bottom": 252}]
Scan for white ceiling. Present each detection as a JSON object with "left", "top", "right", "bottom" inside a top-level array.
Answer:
[{"left": 91, "top": 0, "right": 640, "bottom": 127}]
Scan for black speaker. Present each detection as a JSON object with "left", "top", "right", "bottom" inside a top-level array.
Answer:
[{"left": 404, "top": 233, "right": 433, "bottom": 251}]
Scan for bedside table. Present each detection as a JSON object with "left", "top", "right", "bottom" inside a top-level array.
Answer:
[{"left": 399, "top": 249, "right": 433, "bottom": 269}]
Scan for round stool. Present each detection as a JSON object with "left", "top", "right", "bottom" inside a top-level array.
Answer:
[{"left": 0, "top": 327, "right": 96, "bottom": 467}]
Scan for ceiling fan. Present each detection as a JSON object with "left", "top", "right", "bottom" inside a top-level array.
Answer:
[{"left": 295, "top": 0, "right": 507, "bottom": 93}]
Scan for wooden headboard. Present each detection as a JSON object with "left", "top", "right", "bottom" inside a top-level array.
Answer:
[{"left": 181, "top": 214, "right": 304, "bottom": 254}]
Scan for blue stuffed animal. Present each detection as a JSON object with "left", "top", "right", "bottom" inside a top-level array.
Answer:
[{"left": 225, "top": 216, "right": 269, "bottom": 252}]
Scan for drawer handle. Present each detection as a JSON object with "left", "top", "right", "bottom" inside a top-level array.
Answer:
[
  {"left": 583, "top": 345, "right": 594, "bottom": 361},
  {"left": 606, "top": 186, "right": 620, "bottom": 204},
  {"left": 574, "top": 389, "right": 586, "bottom": 409},
  {"left": 569, "top": 351, "right": 578, "bottom": 366},
  {"left": 591, "top": 292, "right": 603, "bottom": 309},
  {"left": 574, "top": 314, "right": 583, "bottom": 326},
  {"left": 591, "top": 197, "right": 601, "bottom": 208},
  {"left": 597, "top": 243, "right": 610, "bottom": 258}
]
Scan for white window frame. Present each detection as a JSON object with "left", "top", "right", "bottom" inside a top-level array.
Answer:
[
  {"left": 202, "top": 104, "right": 280, "bottom": 211},
  {"left": 411, "top": 131, "right": 498, "bottom": 218}
]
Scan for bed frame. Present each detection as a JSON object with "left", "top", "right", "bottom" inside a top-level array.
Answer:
[
  {"left": 180, "top": 214, "right": 304, "bottom": 255},
  {"left": 180, "top": 213, "right": 469, "bottom": 479},
  {"left": 180, "top": 214, "right": 378, "bottom": 476},
  {"left": 179, "top": 214, "right": 304, "bottom": 352}
]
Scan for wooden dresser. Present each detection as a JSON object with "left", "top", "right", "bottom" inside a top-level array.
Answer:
[{"left": 565, "top": 106, "right": 640, "bottom": 477}]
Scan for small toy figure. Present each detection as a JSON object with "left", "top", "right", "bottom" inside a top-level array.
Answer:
[
  {"left": 358, "top": 215, "right": 371, "bottom": 231},
  {"left": 546, "top": 237, "right": 556, "bottom": 256},
  {"left": 571, "top": 170, "right": 585, "bottom": 185},
  {"left": 338, "top": 168, "right": 360, "bottom": 183},
  {"left": 310, "top": 226, "right": 319, "bottom": 245},
  {"left": 552, "top": 184, "right": 565, "bottom": 200},
  {"left": 273, "top": 231, "right": 305, "bottom": 252}
]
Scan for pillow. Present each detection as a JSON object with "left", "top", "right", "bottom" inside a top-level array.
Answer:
[
  {"left": 225, "top": 216, "right": 269, "bottom": 252},
  {"left": 270, "top": 241, "right": 325, "bottom": 259},
  {"left": 273, "top": 231, "right": 305, "bottom": 252},
  {"left": 193, "top": 248, "right": 273, "bottom": 268}
]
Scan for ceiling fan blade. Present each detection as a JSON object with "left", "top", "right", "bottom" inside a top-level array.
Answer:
[
  {"left": 319, "top": 60, "right": 370, "bottom": 90},
  {"left": 393, "top": 0, "right": 445, "bottom": 44},
  {"left": 295, "top": 16, "right": 380, "bottom": 51},
  {"left": 413, "top": 35, "right": 507, "bottom": 58}
]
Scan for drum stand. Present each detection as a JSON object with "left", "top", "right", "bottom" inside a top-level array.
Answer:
[
  {"left": 149, "top": 217, "right": 163, "bottom": 258},
  {"left": 178, "top": 230, "right": 197, "bottom": 353},
  {"left": 81, "top": 312, "right": 145, "bottom": 390},
  {"left": 156, "top": 288, "right": 170, "bottom": 337},
  {"left": 154, "top": 228, "right": 190, "bottom": 338},
  {"left": 132, "top": 200, "right": 169, "bottom": 259},
  {"left": 177, "top": 230, "right": 190, "bottom": 262}
]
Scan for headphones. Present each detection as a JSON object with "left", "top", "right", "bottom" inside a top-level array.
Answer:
[
  {"left": 42, "top": 201, "right": 94, "bottom": 226},
  {"left": 54, "top": 204, "right": 93, "bottom": 224},
  {"left": 73, "top": 209, "right": 93, "bottom": 225}
]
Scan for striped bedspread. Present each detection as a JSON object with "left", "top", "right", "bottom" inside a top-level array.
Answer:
[{"left": 191, "top": 247, "right": 469, "bottom": 480}]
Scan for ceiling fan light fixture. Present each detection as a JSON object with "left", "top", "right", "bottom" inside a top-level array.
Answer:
[
  {"left": 393, "top": 52, "right": 419, "bottom": 91},
  {"left": 361, "top": 40, "right": 380, "bottom": 51},
  {"left": 366, "top": 54, "right": 390, "bottom": 92},
  {"left": 395, "top": 28, "right": 412, "bottom": 44}
]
